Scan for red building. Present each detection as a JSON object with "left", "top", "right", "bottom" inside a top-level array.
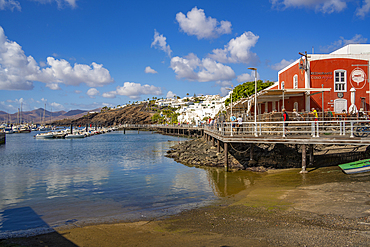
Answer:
[
  {"left": 232, "top": 44, "right": 370, "bottom": 116},
  {"left": 275, "top": 44, "right": 370, "bottom": 114}
]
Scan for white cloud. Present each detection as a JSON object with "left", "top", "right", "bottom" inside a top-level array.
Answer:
[
  {"left": 320, "top": 34, "right": 368, "bottom": 53},
  {"left": 271, "top": 0, "right": 347, "bottom": 14},
  {"left": 0, "top": 26, "right": 114, "bottom": 90},
  {"left": 220, "top": 87, "right": 233, "bottom": 97},
  {"left": 208, "top": 32, "right": 259, "bottom": 64},
  {"left": 102, "top": 91, "right": 116, "bottom": 99},
  {"left": 357, "top": 0, "right": 370, "bottom": 18},
  {"left": 176, "top": 7, "right": 232, "bottom": 39},
  {"left": 50, "top": 102, "right": 64, "bottom": 111},
  {"left": 237, "top": 73, "right": 254, "bottom": 83},
  {"left": 215, "top": 81, "right": 233, "bottom": 87},
  {"left": 86, "top": 88, "right": 99, "bottom": 98},
  {"left": 170, "top": 53, "right": 236, "bottom": 82},
  {"left": 145, "top": 66, "right": 158, "bottom": 74},
  {"left": 151, "top": 30, "right": 172, "bottom": 57},
  {"left": 34, "top": 57, "right": 114, "bottom": 88},
  {"left": 270, "top": 59, "right": 295, "bottom": 71},
  {"left": 0, "top": 0, "right": 21, "bottom": 11},
  {"left": 103, "top": 82, "right": 162, "bottom": 100},
  {"left": 74, "top": 90, "right": 81, "bottom": 94},
  {"left": 30, "top": 0, "right": 77, "bottom": 9},
  {"left": 166, "top": 91, "right": 176, "bottom": 98}
]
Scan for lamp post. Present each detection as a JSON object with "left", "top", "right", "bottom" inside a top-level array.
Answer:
[
  {"left": 225, "top": 86, "right": 234, "bottom": 136},
  {"left": 248, "top": 67, "right": 258, "bottom": 137}
]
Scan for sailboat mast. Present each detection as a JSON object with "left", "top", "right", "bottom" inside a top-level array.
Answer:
[{"left": 43, "top": 103, "right": 46, "bottom": 126}]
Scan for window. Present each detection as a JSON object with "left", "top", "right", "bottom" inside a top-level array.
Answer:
[
  {"left": 293, "top": 75, "right": 298, "bottom": 89},
  {"left": 334, "top": 70, "right": 346, "bottom": 92}
]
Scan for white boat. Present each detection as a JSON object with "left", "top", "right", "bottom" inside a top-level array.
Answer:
[
  {"left": 35, "top": 132, "right": 54, "bottom": 139},
  {"left": 65, "top": 133, "right": 85, "bottom": 139},
  {"left": 4, "top": 127, "right": 13, "bottom": 134}
]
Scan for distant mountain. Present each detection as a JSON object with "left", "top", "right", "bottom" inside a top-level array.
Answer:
[{"left": 0, "top": 108, "right": 100, "bottom": 124}]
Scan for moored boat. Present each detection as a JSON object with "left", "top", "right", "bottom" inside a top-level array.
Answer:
[
  {"left": 338, "top": 159, "right": 370, "bottom": 174},
  {"left": 35, "top": 132, "right": 54, "bottom": 139},
  {"left": 65, "top": 133, "right": 85, "bottom": 139}
]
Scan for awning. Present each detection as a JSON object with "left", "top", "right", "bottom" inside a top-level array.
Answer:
[{"left": 228, "top": 87, "right": 331, "bottom": 111}]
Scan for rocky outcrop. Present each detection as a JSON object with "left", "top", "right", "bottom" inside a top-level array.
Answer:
[
  {"left": 54, "top": 104, "right": 154, "bottom": 126},
  {"left": 166, "top": 139, "right": 370, "bottom": 171},
  {"left": 165, "top": 139, "right": 302, "bottom": 171}
]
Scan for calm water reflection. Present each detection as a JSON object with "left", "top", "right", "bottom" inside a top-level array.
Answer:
[
  {"left": 1, "top": 130, "right": 362, "bottom": 238},
  {"left": 0, "top": 131, "right": 220, "bottom": 237}
]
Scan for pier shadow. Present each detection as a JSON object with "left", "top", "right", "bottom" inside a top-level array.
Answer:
[{"left": 0, "top": 206, "right": 77, "bottom": 246}]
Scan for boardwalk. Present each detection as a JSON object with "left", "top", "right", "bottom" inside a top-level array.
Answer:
[
  {"left": 204, "top": 120, "right": 370, "bottom": 146},
  {"left": 121, "top": 121, "right": 370, "bottom": 173}
]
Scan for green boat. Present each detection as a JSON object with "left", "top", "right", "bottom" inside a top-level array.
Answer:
[{"left": 338, "top": 159, "right": 370, "bottom": 174}]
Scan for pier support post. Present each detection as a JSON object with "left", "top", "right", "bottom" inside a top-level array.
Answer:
[
  {"left": 212, "top": 136, "right": 215, "bottom": 147},
  {"left": 123, "top": 128, "right": 125, "bottom": 134},
  {"left": 224, "top": 142, "right": 229, "bottom": 172},
  {"left": 70, "top": 124, "right": 73, "bottom": 134},
  {"left": 309, "top": 144, "right": 314, "bottom": 167},
  {"left": 300, "top": 144, "right": 308, "bottom": 174},
  {"left": 217, "top": 139, "right": 220, "bottom": 153},
  {"left": 250, "top": 143, "right": 254, "bottom": 161}
]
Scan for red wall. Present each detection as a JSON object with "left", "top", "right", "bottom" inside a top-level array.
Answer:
[
  {"left": 278, "top": 58, "right": 369, "bottom": 112},
  {"left": 310, "top": 58, "right": 369, "bottom": 111}
]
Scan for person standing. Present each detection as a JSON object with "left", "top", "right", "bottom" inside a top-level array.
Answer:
[
  {"left": 230, "top": 114, "right": 236, "bottom": 133},
  {"left": 311, "top": 108, "right": 318, "bottom": 121},
  {"left": 237, "top": 115, "right": 243, "bottom": 134},
  {"left": 282, "top": 108, "right": 289, "bottom": 134}
]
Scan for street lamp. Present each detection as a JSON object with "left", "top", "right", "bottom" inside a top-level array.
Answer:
[
  {"left": 248, "top": 67, "right": 258, "bottom": 137},
  {"left": 225, "top": 86, "right": 234, "bottom": 136}
]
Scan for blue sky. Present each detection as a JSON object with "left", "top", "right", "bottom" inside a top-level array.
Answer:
[{"left": 0, "top": 0, "right": 369, "bottom": 113}]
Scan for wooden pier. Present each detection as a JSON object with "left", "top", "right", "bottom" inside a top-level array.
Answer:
[{"left": 122, "top": 121, "right": 370, "bottom": 173}]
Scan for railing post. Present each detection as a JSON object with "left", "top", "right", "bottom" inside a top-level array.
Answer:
[
  {"left": 311, "top": 122, "right": 315, "bottom": 137},
  {"left": 259, "top": 122, "right": 262, "bottom": 136},
  {"left": 316, "top": 121, "right": 319, "bottom": 138},
  {"left": 230, "top": 121, "right": 233, "bottom": 137},
  {"left": 343, "top": 121, "right": 346, "bottom": 135},
  {"left": 282, "top": 121, "right": 286, "bottom": 137},
  {"left": 350, "top": 121, "right": 354, "bottom": 138}
]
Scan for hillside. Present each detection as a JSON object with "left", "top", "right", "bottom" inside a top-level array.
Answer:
[
  {"left": 53, "top": 104, "right": 154, "bottom": 126},
  {"left": 0, "top": 108, "right": 96, "bottom": 124}
]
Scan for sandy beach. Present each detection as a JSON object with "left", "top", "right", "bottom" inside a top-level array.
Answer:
[{"left": 2, "top": 167, "right": 370, "bottom": 247}]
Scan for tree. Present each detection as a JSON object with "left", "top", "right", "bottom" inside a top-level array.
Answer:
[{"left": 224, "top": 80, "right": 274, "bottom": 106}]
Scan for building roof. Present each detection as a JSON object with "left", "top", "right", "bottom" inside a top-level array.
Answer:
[{"left": 331, "top": 44, "right": 370, "bottom": 55}]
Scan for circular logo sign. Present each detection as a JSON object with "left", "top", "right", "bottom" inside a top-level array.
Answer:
[{"left": 351, "top": 68, "right": 365, "bottom": 84}]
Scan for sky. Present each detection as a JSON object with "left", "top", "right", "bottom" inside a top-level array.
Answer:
[{"left": 0, "top": 0, "right": 370, "bottom": 113}]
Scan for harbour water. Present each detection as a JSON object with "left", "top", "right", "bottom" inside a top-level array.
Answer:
[
  {"left": 2, "top": 130, "right": 370, "bottom": 240},
  {"left": 0, "top": 130, "right": 224, "bottom": 238}
]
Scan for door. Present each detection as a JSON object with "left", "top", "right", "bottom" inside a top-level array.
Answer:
[{"left": 334, "top": 99, "right": 347, "bottom": 113}]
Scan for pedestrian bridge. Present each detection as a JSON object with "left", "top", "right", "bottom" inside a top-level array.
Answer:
[{"left": 203, "top": 120, "right": 370, "bottom": 146}]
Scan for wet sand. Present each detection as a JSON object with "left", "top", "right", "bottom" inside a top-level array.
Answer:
[{"left": 2, "top": 167, "right": 370, "bottom": 247}]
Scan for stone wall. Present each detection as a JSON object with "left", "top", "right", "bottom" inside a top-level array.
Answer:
[{"left": 0, "top": 132, "right": 5, "bottom": 145}]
